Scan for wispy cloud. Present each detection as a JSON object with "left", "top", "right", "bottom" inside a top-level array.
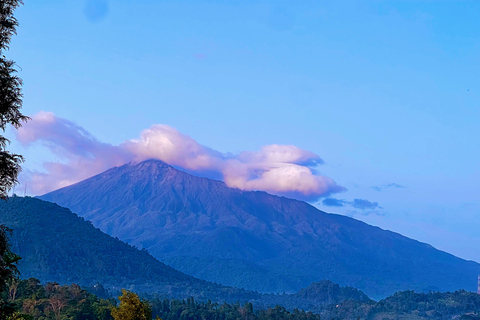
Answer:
[
  {"left": 322, "top": 197, "right": 381, "bottom": 211},
  {"left": 322, "top": 198, "right": 348, "bottom": 207},
  {"left": 351, "top": 198, "right": 381, "bottom": 210},
  {"left": 16, "top": 112, "right": 132, "bottom": 194},
  {"left": 371, "top": 183, "right": 405, "bottom": 192},
  {"left": 16, "top": 111, "right": 346, "bottom": 200}
]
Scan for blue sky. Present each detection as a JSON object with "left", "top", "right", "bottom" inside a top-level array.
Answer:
[{"left": 8, "top": 0, "right": 480, "bottom": 261}]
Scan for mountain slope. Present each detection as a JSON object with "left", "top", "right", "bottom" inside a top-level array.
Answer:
[
  {"left": 0, "top": 196, "right": 375, "bottom": 310},
  {"left": 40, "top": 159, "right": 480, "bottom": 298},
  {"left": 0, "top": 196, "right": 257, "bottom": 300}
]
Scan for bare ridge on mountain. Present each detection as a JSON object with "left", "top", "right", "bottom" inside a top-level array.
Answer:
[{"left": 40, "top": 159, "right": 480, "bottom": 298}]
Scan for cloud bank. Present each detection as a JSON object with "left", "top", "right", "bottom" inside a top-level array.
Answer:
[{"left": 16, "top": 112, "right": 345, "bottom": 200}]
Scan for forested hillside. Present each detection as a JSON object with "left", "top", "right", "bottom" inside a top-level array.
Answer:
[{"left": 0, "top": 196, "right": 255, "bottom": 301}]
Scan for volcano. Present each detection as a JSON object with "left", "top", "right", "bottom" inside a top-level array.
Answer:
[{"left": 40, "top": 159, "right": 480, "bottom": 298}]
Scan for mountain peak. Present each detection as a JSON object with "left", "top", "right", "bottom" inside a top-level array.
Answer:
[
  {"left": 130, "top": 158, "right": 170, "bottom": 168},
  {"left": 101, "top": 158, "right": 178, "bottom": 179}
]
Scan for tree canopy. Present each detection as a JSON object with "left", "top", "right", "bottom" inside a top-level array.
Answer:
[{"left": 0, "top": 0, "right": 27, "bottom": 200}]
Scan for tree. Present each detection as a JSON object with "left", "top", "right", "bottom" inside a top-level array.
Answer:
[
  {"left": 0, "top": 0, "right": 26, "bottom": 292},
  {"left": 111, "top": 289, "right": 152, "bottom": 320},
  {"left": 0, "top": 226, "right": 21, "bottom": 318},
  {"left": 0, "top": 0, "right": 28, "bottom": 200},
  {"left": 0, "top": 1, "right": 27, "bottom": 319},
  {"left": 48, "top": 295, "right": 66, "bottom": 320}
]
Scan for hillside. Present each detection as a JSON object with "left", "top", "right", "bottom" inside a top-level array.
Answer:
[
  {"left": 0, "top": 196, "right": 372, "bottom": 310},
  {"left": 40, "top": 159, "right": 480, "bottom": 298},
  {"left": 321, "top": 290, "right": 480, "bottom": 320},
  {"left": 257, "top": 280, "right": 371, "bottom": 311},
  {"left": 0, "top": 196, "right": 255, "bottom": 300}
]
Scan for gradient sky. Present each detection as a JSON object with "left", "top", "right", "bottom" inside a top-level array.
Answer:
[{"left": 7, "top": 1, "right": 480, "bottom": 261}]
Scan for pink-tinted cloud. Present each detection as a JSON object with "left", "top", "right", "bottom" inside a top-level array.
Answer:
[
  {"left": 122, "top": 124, "right": 222, "bottom": 172},
  {"left": 16, "top": 112, "right": 345, "bottom": 200},
  {"left": 222, "top": 145, "right": 343, "bottom": 200},
  {"left": 223, "top": 162, "right": 342, "bottom": 200},
  {"left": 16, "top": 112, "right": 132, "bottom": 194}
]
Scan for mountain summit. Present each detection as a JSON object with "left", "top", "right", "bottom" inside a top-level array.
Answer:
[{"left": 40, "top": 159, "right": 480, "bottom": 298}]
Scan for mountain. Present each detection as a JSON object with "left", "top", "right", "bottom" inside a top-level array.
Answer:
[
  {"left": 0, "top": 196, "right": 258, "bottom": 301},
  {"left": 40, "top": 159, "right": 480, "bottom": 298}
]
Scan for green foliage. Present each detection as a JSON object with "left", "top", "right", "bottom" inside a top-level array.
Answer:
[
  {"left": 5, "top": 278, "right": 480, "bottom": 320},
  {"left": 0, "top": 0, "right": 28, "bottom": 200},
  {"left": 6, "top": 312, "right": 33, "bottom": 320},
  {"left": 0, "top": 226, "right": 19, "bottom": 290},
  {"left": 151, "top": 297, "right": 321, "bottom": 320},
  {"left": 0, "top": 225, "right": 21, "bottom": 318},
  {"left": 6, "top": 278, "right": 115, "bottom": 320},
  {"left": 111, "top": 289, "right": 152, "bottom": 320},
  {"left": 323, "top": 289, "right": 480, "bottom": 320}
]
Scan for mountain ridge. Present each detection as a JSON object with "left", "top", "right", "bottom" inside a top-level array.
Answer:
[{"left": 40, "top": 159, "right": 480, "bottom": 299}]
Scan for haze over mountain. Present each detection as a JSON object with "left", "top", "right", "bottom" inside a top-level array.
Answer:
[{"left": 40, "top": 159, "right": 480, "bottom": 299}]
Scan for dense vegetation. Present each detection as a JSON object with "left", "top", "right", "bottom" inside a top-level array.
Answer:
[
  {"left": 322, "top": 290, "right": 480, "bottom": 320},
  {"left": 0, "top": 225, "right": 21, "bottom": 318},
  {"left": 151, "top": 298, "right": 321, "bottom": 320},
  {"left": 4, "top": 279, "right": 480, "bottom": 320},
  {"left": 2, "top": 278, "right": 322, "bottom": 320},
  {"left": 151, "top": 291, "right": 480, "bottom": 320},
  {"left": 3, "top": 278, "right": 114, "bottom": 319}
]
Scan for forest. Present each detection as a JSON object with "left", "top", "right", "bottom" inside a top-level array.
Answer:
[{"left": 2, "top": 278, "right": 480, "bottom": 320}]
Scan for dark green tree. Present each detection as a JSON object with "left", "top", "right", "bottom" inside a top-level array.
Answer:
[
  {"left": 0, "top": 226, "right": 21, "bottom": 318},
  {"left": 0, "top": 0, "right": 28, "bottom": 200},
  {"left": 0, "top": 1, "right": 27, "bottom": 318}
]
